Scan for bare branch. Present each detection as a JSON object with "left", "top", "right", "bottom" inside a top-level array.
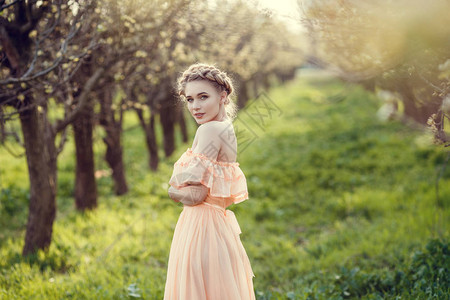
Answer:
[
  {"left": 0, "top": 56, "right": 63, "bottom": 84},
  {"left": 0, "top": 141, "right": 25, "bottom": 157},
  {"left": 54, "top": 67, "right": 105, "bottom": 132},
  {"left": 22, "top": 1, "right": 62, "bottom": 78},
  {"left": 8, "top": 127, "right": 22, "bottom": 145},
  {"left": 417, "top": 72, "right": 445, "bottom": 94},
  {"left": 0, "top": 101, "right": 36, "bottom": 120},
  {"left": 0, "top": 0, "right": 23, "bottom": 12},
  {"left": 56, "top": 126, "right": 67, "bottom": 154},
  {"left": 1, "top": 0, "right": 95, "bottom": 84}
]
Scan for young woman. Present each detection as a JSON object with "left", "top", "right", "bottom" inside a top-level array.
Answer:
[{"left": 164, "top": 63, "right": 256, "bottom": 299}]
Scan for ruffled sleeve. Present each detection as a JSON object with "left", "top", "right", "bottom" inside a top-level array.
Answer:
[{"left": 169, "top": 148, "right": 249, "bottom": 204}]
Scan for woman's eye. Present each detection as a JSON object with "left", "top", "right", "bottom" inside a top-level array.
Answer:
[
  {"left": 201, "top": 95, "right": 208, "bottom": 100},
  {"left": 186, "top": 98, "right": 193, "bottom": 102}
]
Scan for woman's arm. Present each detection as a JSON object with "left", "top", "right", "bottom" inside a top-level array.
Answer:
[
  {"left": 168, "top": 184, "right": 209, "bottom": 206},
  {"left": 169, "top": 122, "right": 225, "bottom": 205}
]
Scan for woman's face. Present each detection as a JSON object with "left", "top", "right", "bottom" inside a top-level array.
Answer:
[{"left": 185, "top": 80, "right": 226, "bottom": 125}]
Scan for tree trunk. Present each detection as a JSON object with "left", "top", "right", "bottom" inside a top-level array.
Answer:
[
  {"left": 237, "top": 81, "right": 249, "bottom": 109},
  {"left": 20, "top": 105, "right": 57, "bottom": 256},
  {"left": 72, "top": 104, "right": 97, "bottom": 210},
  {"left": 402, "top": 97, "right": 419, "bottom": 122},
  {"left": 0, "top": 107, "right": 5, "bottom": 143},
  {"left": 159, "top": 100, "right": 176, "bottom": 157},
  {"left": 397, "top": 80, "right": 424, "bottom": 124},
  {"left": 252, "top": 78, "right": 259, "bottom": 100},
  {"left": 99, "top": 87, "right": 128, "bottom": 195},
  {"left": 262, "top": 74, "right": 271, "bottom": 91},
  {"left": 136, "top": 108, "right": 159, "bottom": 171},
  {"left": 397, "top": 79, "right": 442, "bottom": 125},
  {"left": 104, "top": 131, "right": 128, "bottom": 195},
  {"left": 177, "top": 104, "right": 188, "bottom": 143},
  {"left": 148, "top": 111, "right": 159, "bottom": 170}
]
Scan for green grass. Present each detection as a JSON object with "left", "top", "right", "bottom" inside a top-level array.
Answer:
[{"left": 0, "top": 74, "right": 449, "bottom": 299}]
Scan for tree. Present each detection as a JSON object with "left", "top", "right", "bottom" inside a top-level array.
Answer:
[
  {"left": 196, "top": 0, "right": 304, "bottom": 108},
  {"left": 299, "top": 0, "right": 450, "bottom": 142},
  {"left": 0, "top": 0, "right": 104, "bottom": 255}
]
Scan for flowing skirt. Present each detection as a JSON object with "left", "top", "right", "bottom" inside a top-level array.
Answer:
[{"left": 164, "top": 202, "right": 256, "bottom": 300}]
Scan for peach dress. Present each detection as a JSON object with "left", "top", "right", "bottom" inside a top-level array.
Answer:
[{"left": 164, "top": 148, "right": 256, "bottom": 300}]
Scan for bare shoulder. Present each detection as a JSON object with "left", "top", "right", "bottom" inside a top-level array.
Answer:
[
  {"left": 193, "top": 121, "right": 235, "bottom": 160},
  {"left": 197, "top": 121, "right": 231, "bottom": 137}
]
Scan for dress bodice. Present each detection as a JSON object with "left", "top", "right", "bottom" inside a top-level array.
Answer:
[{"left": 169, "top": 147, "right": 249, "bottom": 207}]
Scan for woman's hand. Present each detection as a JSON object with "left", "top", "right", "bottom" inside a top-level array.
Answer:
[{"left": 168, "top": 184, "right": 209, "bottom": 206}]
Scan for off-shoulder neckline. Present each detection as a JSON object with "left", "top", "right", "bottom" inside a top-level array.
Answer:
[{"left": 185, "top": 148, "right": 240, "bottom": 167}]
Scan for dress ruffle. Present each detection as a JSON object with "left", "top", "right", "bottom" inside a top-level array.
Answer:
[{"left": 169, "top": 148, "right": 249, "bottom": 204}]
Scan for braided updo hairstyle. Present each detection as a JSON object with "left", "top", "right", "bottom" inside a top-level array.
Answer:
[{"left": 177, "top": 63, "right": 238, "bottom": 121}]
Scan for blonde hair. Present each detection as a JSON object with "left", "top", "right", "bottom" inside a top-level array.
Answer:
[{"left": 177, "top": 63, "right": 238, "bottom": 121}]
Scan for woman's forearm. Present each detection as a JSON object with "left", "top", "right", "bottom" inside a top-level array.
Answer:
[{"left": 168, "top": 185, "right": 208, "bottom": 206}]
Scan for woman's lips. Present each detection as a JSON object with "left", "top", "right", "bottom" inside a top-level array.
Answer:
[{"left": 194, "top": 113, "right": 205, "bottom": 118}]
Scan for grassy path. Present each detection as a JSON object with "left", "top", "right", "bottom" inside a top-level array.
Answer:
[{"left": 0, "top": 74, "right": 448, "bottom": 299}]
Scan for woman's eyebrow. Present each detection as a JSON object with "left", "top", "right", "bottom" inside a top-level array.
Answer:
[{"left": 186, "top": 92, "right": 208, "bottom": 98}]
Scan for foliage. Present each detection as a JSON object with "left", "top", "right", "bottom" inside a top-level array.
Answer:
[{"left": 300, "top": 0, "right": 450, "bottom": 143}]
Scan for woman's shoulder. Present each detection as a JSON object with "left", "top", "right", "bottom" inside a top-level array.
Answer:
[
  {"left": 197, "top": 120, "right": 234, "bottom": 139},
  {"left": 198, "top": 120, "right": 232, "bottom": 131},
  {"left": 193, "top": 120, "right": 236, "bottom": 162},
  {"left": 194, "top": 121, "right": 234, "bottom": 144}
]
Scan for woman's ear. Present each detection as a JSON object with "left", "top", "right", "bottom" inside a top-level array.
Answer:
[{"left": 220, "top": 91, "right": 227, "bottom": 103}]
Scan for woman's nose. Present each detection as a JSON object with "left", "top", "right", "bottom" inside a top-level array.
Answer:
[{"left": 192, "top": 100, "right": 201, "bottom": 109}]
